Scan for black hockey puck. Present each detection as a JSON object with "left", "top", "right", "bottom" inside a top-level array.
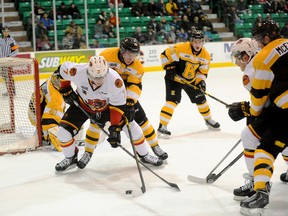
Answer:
[{"left": 125, "top": 190, "right": 132, "bottom": 194}]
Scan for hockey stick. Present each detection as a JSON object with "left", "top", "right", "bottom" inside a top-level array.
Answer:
[
  {"left": 74, "top": 101, "right": 180, "bottom": 191},
  {"left": 73, "top": 100, "right": 146, "bottom": 194},
  {"left": 188, "top": 139, "right": 242, "bottom": 184},
  {"left": 174, "top": 75, "right": 230, "bottom": 107}
]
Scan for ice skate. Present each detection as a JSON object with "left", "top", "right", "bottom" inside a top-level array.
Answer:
[
  {"left": 234, "top": 173, "right": 255, "bottom": 201},
  {"left": 157, "top": 123, "right": 171, "bottom": 139},
  {"left": 280, "top": 169, "right": 288, "bottom": 183},
  {"left": 77, "top": 151, "right": 93, "bottom": 169},
  {"left": 55, "top": 147, "right": 78, "bottom": 171},
  {"left": 140, "top": 153, "right": 163, "bottom": 166},
  {"left": 240, "top": 183, "right": 271, "bottom": 216},
  {"left": 151, "top": 144, "right": 168, "bottom": 160},
  {"left": 205, "top": 119, "right": 220, "bottom": 130}
]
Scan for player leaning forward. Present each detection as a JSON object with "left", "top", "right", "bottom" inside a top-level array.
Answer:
[
  {"left": 158, "top": 30, "right": 220, "bottom": 138},
  {"left": 55, "top": 56, "right": 162, "bottom": 171}
]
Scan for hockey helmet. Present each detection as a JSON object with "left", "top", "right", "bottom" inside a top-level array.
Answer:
[
  {"left": 190, "top": 30, "right": 204, "bottom": 40},
  {"left": 87, "top": 55, "right": 108, "bottom": 83},
  {"left": 252, "top": 19, "right": 280, "bottom": 43},
  {"left": 120, "top": 37, "right": 140, "bottom": 54},
  {"left": 231, "top": 38, "right": 258, "bottom": 64}
]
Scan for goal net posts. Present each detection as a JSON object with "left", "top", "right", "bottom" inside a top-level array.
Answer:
[{"left": 0, "top": 57, "right": 42, "bottom": 155}]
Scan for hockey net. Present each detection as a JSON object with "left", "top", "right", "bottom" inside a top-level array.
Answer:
[{"left": 0, "top": 57, "right": 42, "bottom": 155}]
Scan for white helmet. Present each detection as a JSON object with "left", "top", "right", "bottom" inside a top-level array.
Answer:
[
  {"left": 231, "top": 38, "right": 258, "bottom": 63},
  {"left": 87, "top": 55, "right": 108, "bottom": 80}
]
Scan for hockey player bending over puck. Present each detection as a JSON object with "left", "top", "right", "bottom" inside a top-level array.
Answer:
[
  {"left": 100, "top": 37, "right": 168, "bottom": 160},
  {"left": 55, "top": 55, "right": 163, "bottom": 171}
]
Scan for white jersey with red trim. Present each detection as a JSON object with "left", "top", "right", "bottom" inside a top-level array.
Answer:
[
  {"left": 242, "top": 57, "right": 255, "bottom": 92},
  {"left": 59, "top": 61, "right": 127, "bottom": 111}
]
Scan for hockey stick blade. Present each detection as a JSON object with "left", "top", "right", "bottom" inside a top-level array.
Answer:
[{"left": 187, "top": 175, "right": 207, "bottom": 184}]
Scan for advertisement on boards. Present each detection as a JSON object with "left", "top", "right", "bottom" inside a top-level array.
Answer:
[{"left": 35, "top": 50, "right": 96, "bottom": 73}]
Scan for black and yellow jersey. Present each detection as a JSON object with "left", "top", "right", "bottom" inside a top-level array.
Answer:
[
  {"left": 160, "top": 42, "right": 210, "bottom": 84},
  {"left": 100, "top": 47, "right": 144, "bottom": 102},
  {"left": 251, "top": 38, "right": 288, "bottom": 116}
]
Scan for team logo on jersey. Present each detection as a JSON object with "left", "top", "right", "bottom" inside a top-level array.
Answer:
[
  {"left": 243, "top": 75, "right": 250, "bottom": 86},
  {"left": 69, "top": 68, "right": 77, "bottom": 76},
  {"left": 115, "top": 79, "right": 123, "bottom": 88}
]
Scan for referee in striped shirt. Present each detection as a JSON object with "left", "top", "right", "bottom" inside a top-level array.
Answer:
[{"left": 0, "top": 26, "right": 19, "bottom": 96}]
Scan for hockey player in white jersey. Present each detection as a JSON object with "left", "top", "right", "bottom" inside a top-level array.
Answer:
[
  {"left": 229, "top": 38, "right": 288, "bottom": 201},
  {"left": 55, "top": 56, "right": 162, "bottom": 171}
]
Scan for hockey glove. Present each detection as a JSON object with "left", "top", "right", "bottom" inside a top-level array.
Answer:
[
  {"left": 165, "top": 65, "right": 177, "bottom": 80},
  {"left": 195, "top": 80, "right": 206, "bottom": 98},
  {"left": 107, "top": 125, "right": 121, "bottom": 148},
  {"left": 60, "top": 86, "right": 78, "bottom": 106},
  {"left": 228, "top": 101, "right": 251, "bottom": 121},
  {"left": 125, "top": 98, "right": 135, "bottom": 122}
]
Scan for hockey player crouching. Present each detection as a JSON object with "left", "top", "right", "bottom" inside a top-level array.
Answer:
[
  {"left": 55, "top": 55, "right": 162, "bottom": 171},
  {"left": 28, "top": 73, "right": 65, "bottom": 152}
]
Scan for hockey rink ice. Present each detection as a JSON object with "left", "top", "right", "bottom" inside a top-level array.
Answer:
[{"left": 0, "top": 67, "right": 287, "bottom": 216}]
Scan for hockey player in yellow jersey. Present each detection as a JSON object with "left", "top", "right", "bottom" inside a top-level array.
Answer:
[
  {"left": 158, "top": 30, "right": 220, "bottom": 138},
  {"left": 234, "top": 20, "right": 288, "bottom": 216},
  {"left": 28, "top": 73, "right": 65, "bottom": 151},
  {"left": 100, "top": 37, "right": 168, "bottom": 160}
]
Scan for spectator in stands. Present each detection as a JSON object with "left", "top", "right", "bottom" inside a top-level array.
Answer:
[
  {"left": 40, "top": 12, "right": 53, "bottom": 30},
  {"left": 62, "top": 32, "right": 74, "bottom": 50},
  {"left": 57, "top": 2, "right": 72, "bottom": 20},
  {"left": 34, "top": 2, "right": 45, "bottom": 19},
  {"left": 103, "top": 20, "right": 116, "bottom": 38},
  {"left": 109, "top": 11, "right": 121, "bottom": 27},
  {"left": 165, "top": 0, "right": 179, "bottom": 16},
  {"left": 158, "top": 17, "right": 171, "bottom": 40},
  {"left": 263, "top": 0, "right": 276, "bottom": 14},
  {"left": 166, "top": 25, "right": 177, "bottom": 44},
  {"left": 90, "top": 39, "right": 105, "bottom": 48},
  {"left": 131, "top": 0, "right": 149, "bottom": 16},
  {"left": 200, "top": 14, "right": 217, "bottom": 34},
  {"left": 236, "top": 0, "right": 250, "bottom": 15},
  {"left": 220, "top": 0, "right": 230, "bottom": 22},
  {"left": 109, "top": 0, "right": 124, "bottom": 9},
  {"left": 145, "top": 25, "right": 159, "bottom": 44},
  {"left": 69, "top": 3, "right": 81, "bottom": 19},
  {"left": 155, "top": 0, "right": 167, "bottom": 16},
  {"left": 73, "top": 34, "right": 86, "bottom": 49},
  {"left": 280, "top": 22, "right": 288, "bottom": 38},
  {"left": 27, "top": 13, "right": 40, "bottom": 41},
  {"left": 122, "top": 0, "right": 132, "bottom": 7},
  {"left": 181, "top": 15, "right": 193, "bottom": 32},
  {"left": 97, "top": 10, "right": 108, "bottom": 24},
  {"left": 133, "top": 27, "right": 146, "bottom": 45},
  {"left": 65, "top": 20, "right": 83, "bottom": 40},
  {"left": 254, "top": 13, "right": 263, "bottom": 27},
  {"left": 37, "top": 35, "right": 52, "bottom": 51},
  {"left": 147, "top": 15, "right": 161, "bottom": 33},
  {"left": 147, "top": 0, "right": 158, "bottom": 16},
  {"left": 202, "top": 26, "right": 213, "bottom": 42},
  {"left": 36, "top": 21, "right": 48, "bottom": 39},
  {"left": 169, "top": 16, "right": 180, "bottom": 30},
  {"left": 94, "top": 19, "right": 108, "bottom": 39},
  {"left": 176, "top": 27, "right": 188, "bottom": 42},
  {"left": 177, "top": 0, "right": 191, "bottom": 16},
  {"left": 265, "top": 13, "right": 272, "bottom": 21}
]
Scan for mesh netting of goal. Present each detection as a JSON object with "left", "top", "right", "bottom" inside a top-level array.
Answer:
[{"left": 0, "top": 57, "right": 42, "bottom": 155}]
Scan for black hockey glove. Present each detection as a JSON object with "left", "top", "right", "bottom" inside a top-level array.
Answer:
[
  {"left": 165, "top": 65, "right": 177, "bottom": 80},
  {"left": 107, "top": 125, "right": 121, "bottom": 148},
  {"left": 228, "top": 101, "right": 251, "bottom": 121},
  {"left": 60, "top": 86, "right": 78, "bottom": 106},
  {"left": 195, "top": 80, "right": 206, "bottom": 98},
  {"left": 125, "top": 98, "right": 135, "bottom": 122}
]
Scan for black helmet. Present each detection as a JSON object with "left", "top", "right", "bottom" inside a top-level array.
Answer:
[
  {"left": 120, "top": 37, "right": 140, "bottom": 54},
  {"left": 190, "top": 30, "right": 204, "bottom": 40},
  {"left": 252, "top": 19, "right": 280, "bottom": 42}
]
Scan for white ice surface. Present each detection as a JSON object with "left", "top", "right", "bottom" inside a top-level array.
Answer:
[{"left": 0, "top": 67, "right": 287, "bottom": 216}]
